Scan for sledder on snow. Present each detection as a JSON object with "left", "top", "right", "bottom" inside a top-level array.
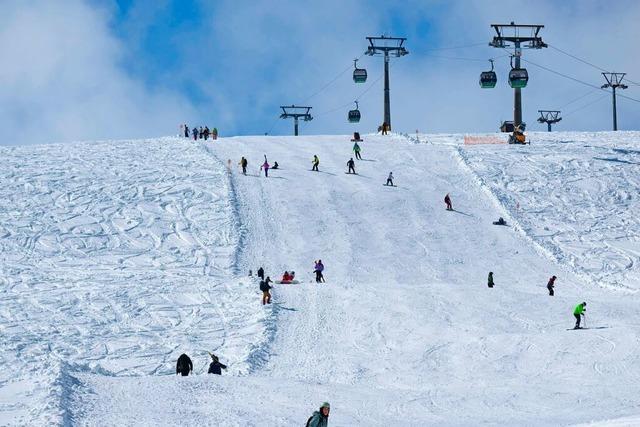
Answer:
[{"left": 277, "top": 271, "right": 298, "bottom": 284}]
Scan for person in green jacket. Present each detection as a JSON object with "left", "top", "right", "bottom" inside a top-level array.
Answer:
[
  {"left": 306, "top": 402, "right": 330, "bottom": 427},
  {"left": 353, "top": 142, "right": 362, "bottom": 160},
  {"left": 487, "top": 272, "right": 494, "bottom": 288},
  {"left": 573, "top": 302, "right": 587, "bottom": 329}
]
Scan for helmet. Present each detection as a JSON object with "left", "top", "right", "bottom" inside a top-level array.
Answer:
[
  {"left": 320, "top": 402, "right": 330, "bottom": 409},
  {"left": 582, "top": 301, "right": 587, "bottom": 306}
]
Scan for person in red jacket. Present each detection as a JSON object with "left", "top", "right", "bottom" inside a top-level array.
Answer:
[{"left": 444, "top": 193, "right": 453, "bottom": 211}]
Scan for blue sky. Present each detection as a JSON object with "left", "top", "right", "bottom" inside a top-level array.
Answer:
[{"left": 1, "top": 0, "right": 639, "bottom": 144}]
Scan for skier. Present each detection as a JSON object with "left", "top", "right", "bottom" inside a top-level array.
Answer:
[
  {"left": 306, "top": 402, "right": 330, "bottom": 427},
  {"left": 547, "top": 275, "right": 556, "bottom": 296},
  {"left": 207, "top": 353, "right": 228, "bottom": 375},
  {"left": 573, "top": 302, "right": 587, "bottom": 329},
  {"left": 385, "top": 172, "right": 394, "bottom": 186},
  {"left": 260, "top": 276, "right": 273, "bottom": 305},
  {"left": 444, "top": 193, "right": 453, "bottom": 211},
  {"left": 347, "top": 158, "right": 356, "bottom": 174},
  {"left": 204, "top": 126, "right": 210, "bottom": 140},
  {"left": 257, "top": 266, "right": 264, "bottom": 280},
  {"left": 184, "top": 124, "right": 190, "bottom": 138},
  {"left": 239, "top": 157, "right": 248, "bottom": 175},
  {"left": 314, "top": 260, "right": 325, "bottom": 283},
  {"left": 261, "top": 159, "right": 270, "bottom": 177},
  {"left": 312, "top": 155, "right": 320, "bottom": 172},
  {"left": 353, "top": 142, "right": 362, "bottom": 160},
  {"left": 488, "top": 272, "right": 494, "bottom": 288},
  {"left": 176, "top": 353, "right": 193, "bottom": 376},
  {"left": 192, "top": 127, "right": 198, "bottom": 141}
]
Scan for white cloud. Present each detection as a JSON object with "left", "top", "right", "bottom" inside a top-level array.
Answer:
[{"left": 0, "top": 0, "right": 196, "bottom": 145}]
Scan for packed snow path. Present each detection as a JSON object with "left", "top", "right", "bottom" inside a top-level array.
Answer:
[{"left": 1, "top": 133, "right": 639, "bottom": 426}]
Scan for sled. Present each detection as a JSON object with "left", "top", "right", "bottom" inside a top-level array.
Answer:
[{"left": 275, "top": 280, "right": 300, "bottom": 284}]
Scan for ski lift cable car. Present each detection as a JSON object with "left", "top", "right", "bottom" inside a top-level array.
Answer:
[
  {"left": 348, "top": 101, "right": 361, "bottom": 123},
  {"left": 479, "top": 59, "right": 497, "bottom": 89},
  {"left": 508, "top": 55, "right": 529, "bottom": 89},
  {"left": 353, "top": 59, "right": 367, "bottom": 83}
]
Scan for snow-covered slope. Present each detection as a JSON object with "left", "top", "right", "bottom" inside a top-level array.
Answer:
[{"left": 1, "top": 132, "right": 639, "bottom": 426}]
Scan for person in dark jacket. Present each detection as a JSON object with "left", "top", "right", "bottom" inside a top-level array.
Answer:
[
  {"left": 488, "top": 272, "right": 494, "bottom": 288},
  {"left": 444, "top": 193, "right": 453, "bottom": 211},
  {"left": 207, "top": 353, "right": 228, "bottom": 374},
  {"left": 184, "top": 125, "right": 190, "bottom": 138},
  {"left": 547, "top": 275, "right": 557, "bottom": 296},
  {"left": 347, "top": 158, "right": 356, "bottom": 174},
  {"left": 176, "top": 353, "right": 193, "bottom": 376},
  {"left": 239, "top": 157, "right": 248, "bottom": 175},
  {"left": 306, "top": 402, "right": 330, "bottom": 427},
  {"left": 271, "top": 161, "right": 279, "bottom": 170},
  {"left": 199, "top": 126, "right": 204, "bottom": 139},
  {"left": 257, "top": 267, "right": 264, "bottom": 280},
  {"left": 260, "top": 276, "right": 273, "bottom": 305},
  {"left": 192, "top": 127, "right": 198, "bottom": 141},
  {"left": 204, "top": 126, "right": 210, "bottom": 140}
]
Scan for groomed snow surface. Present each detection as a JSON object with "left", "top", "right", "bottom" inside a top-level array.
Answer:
[{"left": 1, "top": 132, "right": 639, "bottom": 426}]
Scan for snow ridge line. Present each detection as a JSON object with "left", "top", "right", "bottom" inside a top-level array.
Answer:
[
  {"left": 450, "top": 144, "right": 595, "bottom": 287},
  {"left": 200, "top": 142, "right": 280, "bottom": 374}
]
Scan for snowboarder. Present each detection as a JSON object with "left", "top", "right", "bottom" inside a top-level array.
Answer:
[
  {"left": 184, "top": 125, "right": 190, "bottom": 138},
  {"left": 385, "top": 172, "right": 394, "bottom": 186},
  {"left": 347, "top": 158, "right": 356, "bottom": 174},
  {"left": 239, "top": 157, "right": 248, "bottom": 175},
  {"left": 314, "top": 260, "right": 325, "bottom": 283},
  {"left": 306, "top": 402, "right": 330, "bottom": 427},
  {"left": 573, "top": 302, "right": 587, "bottom": 329},
  {"left": 257, "top": 267, "right": 264, "bottom": 280},
  {"left": 271, "top": 161, "right": 279, "bottom": 170},
  {"left": 547, "top": 275, "right": 556, "bottom": 296},
  {"left": 261, "top": 159, "right": 270, "bottom": 177},
  {"left": 353, "top": 142, "right": 362, "bottom": 160},
  {"left": 312, "top": 155, "right": 320, "bottom": 172},
  {"left": 488, "top": 272, "right": 494, "bottom": 288},
  {"left": 207, "top": 353, "right": 228, "bottom": 375},
  {"left": 204, "top": 126, "right": 210, "bottom": 140},
  {"left": 260, "top": 276, "right": 273, "bottom": 305},
  {"left": 176, "top": 353, "right": 193, "bottom": 376},
  {"left": 444, "top": 193, "right": 453, "bottom": 211},
  {"left": 192, "top": 127, "right": 199, "bottom": 141}
]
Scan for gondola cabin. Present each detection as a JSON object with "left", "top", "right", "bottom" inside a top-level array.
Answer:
[{"left": 508, "top": 68, "right": 529, "bottom": 89}]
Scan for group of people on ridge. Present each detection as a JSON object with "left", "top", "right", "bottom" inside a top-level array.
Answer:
[{"left": 181, "top": 124, "right": 218, "bottom": 141}]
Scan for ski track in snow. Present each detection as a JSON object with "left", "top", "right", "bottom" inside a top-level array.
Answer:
[
  {"left": 2, "top": 133, "right": 640, "bottom": 426},
  {"left": 0, "top": 138, "right": 270, "bottom": 425}
]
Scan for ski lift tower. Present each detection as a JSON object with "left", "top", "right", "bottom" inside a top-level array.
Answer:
[
  {"left": 601, "top": 73, "right": 627, "bottom": 131},
  {"left": 365, "top": 35, "right": 409, "bottom": 131},
  {"left": 279, "top": 105, "right": 313, "bottom": 136},
  {"left": 489, "top": 22, "right": 547, "bottom": 130},
  {"left": 537, "top": 110, "right": 562, "bottom": 131}
]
